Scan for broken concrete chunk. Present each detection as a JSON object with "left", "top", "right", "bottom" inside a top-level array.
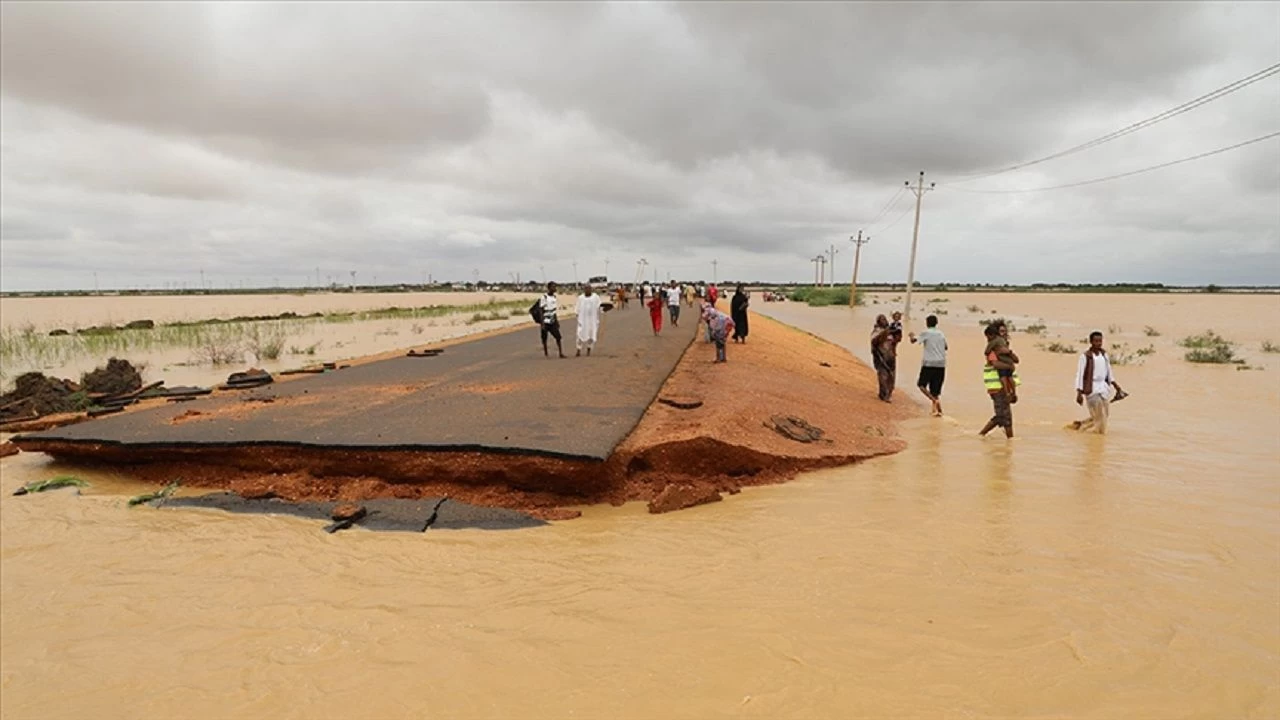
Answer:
[{"left": 766, "top": 415, "right": 826, "bottom": 443}]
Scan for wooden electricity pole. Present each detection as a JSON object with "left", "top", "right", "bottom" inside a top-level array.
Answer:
[
  {"left": 903, "top": 170, "right": 935, "bottom": 323},
  {"left": 849, "top": 230, "right": 870, "bottom": 307}
]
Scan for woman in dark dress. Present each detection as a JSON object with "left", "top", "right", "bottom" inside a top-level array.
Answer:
[{"left": 730, "top": 285, "right": 750, "bottom": 343}]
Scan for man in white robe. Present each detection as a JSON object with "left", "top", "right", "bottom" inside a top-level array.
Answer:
[{"left": 575, "top": 285, "right": 603, "bottom": 356}]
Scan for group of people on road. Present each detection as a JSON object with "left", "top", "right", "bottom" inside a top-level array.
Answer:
[
  {"left": 533, "top": 281, "right": 752, "bottom": 365},
  {"left": 872, "top": 312, "right": 1127, "bottom": 437}
]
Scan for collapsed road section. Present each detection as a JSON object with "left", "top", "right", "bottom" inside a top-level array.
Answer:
[{"left": 13, "top": 312, "right": 916, "bottom": 518}]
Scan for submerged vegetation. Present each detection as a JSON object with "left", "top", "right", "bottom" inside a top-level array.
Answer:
[
  {"left": 1041, "top": 341, "right": 1077, "bottom": 354},
  {"left": 1108, "top": 343, "right": 1156, "bottom": 366},
  {"left": 788, "top": 287, "right": 864, "bottom": 306},
  {"left": 0, "top": 298, "right": 531, "bottom": 386},
  {"left": 128, "top": 481, "right": 181, "bottom": 507},
  {"left": 13, "top": 476, "right": 89, "bottom": 496},
  {"left": 1179, "top": 330, "right": 1244, "bottom": 365}
]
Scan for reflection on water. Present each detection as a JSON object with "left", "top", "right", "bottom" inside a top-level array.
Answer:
[{"left": 1, "top": 293, "right": 1277, "bottom": 719}]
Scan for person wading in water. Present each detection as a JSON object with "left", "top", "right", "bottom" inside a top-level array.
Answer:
[
  {"left": 979, "top": 323, "right": 1018, "bottom": 438},
  {"left": 909, "top": 314, "right": 947, "bottom": 416},
  {"left": 870, "top": 314, "right": 899, "bottom": 402},
  {"left": 1072, "top": 330, "right": 1127, "bottom": 434}
]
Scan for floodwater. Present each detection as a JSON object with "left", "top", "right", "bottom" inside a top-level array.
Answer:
[
  {"left": 0, "top": 291, "right": 539, "bottom": 390},
  {"left": 0, "top": 291, "right": 536, "bottom": 332},
  {"left": 1, "top": 292, "right": 1277, "bottom": 719}
]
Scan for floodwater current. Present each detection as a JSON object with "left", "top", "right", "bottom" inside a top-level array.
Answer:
[{"left": 1, "top": 292, "right": 1277, "bottom": 719}]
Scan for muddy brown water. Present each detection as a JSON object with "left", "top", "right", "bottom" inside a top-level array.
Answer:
[
  {"left": 1, "top": 292, "right": 1277, "bottom": 719},
  {"left": 0, "top": 291, "right": 541, "bottom": 391}
]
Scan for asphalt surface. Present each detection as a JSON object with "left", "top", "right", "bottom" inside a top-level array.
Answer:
[
  {"left": 19, "top": 304, "right": 698, "bottom": 461},
  {"left": 159, "top": 493, "right": 546, "bottom": 532}
]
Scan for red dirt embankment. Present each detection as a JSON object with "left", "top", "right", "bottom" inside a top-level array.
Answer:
[{"left": 30, "top": 313, "right": 917, "bottom": 517}]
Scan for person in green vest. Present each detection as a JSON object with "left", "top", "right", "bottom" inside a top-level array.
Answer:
[{"left": 979, "top": 323, "right": 1019, "bottom": 438}]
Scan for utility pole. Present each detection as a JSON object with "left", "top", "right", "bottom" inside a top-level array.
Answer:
[
  {"left": 849, "top": 231, "right": 870, "bottom": 307},
  {"left": 350, "top": 270, "right": 356, "bottom": 292},
  {"left": 826, "top": 244, "right": 840, "bottom": 286},
  {"left": 811, "top": 256, "right": 820, "bottom": 287},
  {"left": 540, "top": 264, "right": 546, "bottom": 283},
  {"left": 604, "top": 257, "right": 610, "bottom": 279},
  {"left": 712, "top": 259, "right": 718, "bottom": 284},
  {"left": 573, "top": 260, "right": 578, "bottom": 284},
  {"left": 903, "top": 170, "right": 935, "bottom": 323},
  {"left": 635, "top": 258, "right": 648, "bottom": 285}
]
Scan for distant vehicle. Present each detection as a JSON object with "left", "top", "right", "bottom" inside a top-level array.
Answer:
[{"left": 586, "top": 276, "right": 615, "bottom": 310}]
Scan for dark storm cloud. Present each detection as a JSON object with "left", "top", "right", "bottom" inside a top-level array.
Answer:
[{"left": 0, "top": 1, "right": 1276, "bottom": 291}]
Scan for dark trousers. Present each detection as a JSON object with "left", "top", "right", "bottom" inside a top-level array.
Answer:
[
  {"left": 540, "top": 321, "right": 562, "bottom": 344},
  {"left": 873, "top": 351, "right": 896, "bottom": 401}
]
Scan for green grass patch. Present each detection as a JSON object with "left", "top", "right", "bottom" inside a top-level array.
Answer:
[
  {"left": 1041, "top": 341, "right": 1077, "bottom": 354},
  {"left": 1179, "top": 330, "right": 1243, "bottom": 364},
  {"left": 13, "top": 476, "right": 89, "bottom": 495},
  {"left": 788, "top": 287, "right": 863, "bottom": 306}
]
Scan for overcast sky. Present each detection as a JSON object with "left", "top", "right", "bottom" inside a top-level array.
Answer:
[{"left": 2, "top": 2, "right": 1278, "bottom": 291}]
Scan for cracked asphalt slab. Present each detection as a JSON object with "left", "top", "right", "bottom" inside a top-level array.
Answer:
[
  {"left": 158, "top": 493, "right": 546, "bottom": 532},
  {"left": 17, "top": 310, "right": 698, "bottom": 461}
]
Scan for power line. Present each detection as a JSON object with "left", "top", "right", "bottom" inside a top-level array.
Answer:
[
  {"left": 942, "top": 130, "right": 1280, "bottom": 194},
  {"left": 864, "top": 186, "right": 906, "bottom": 228},
  {"left": 870, "top": 200, "right": 915, "bottom": 234},
  {"left": 942, "top": 61, "right": 1280, "bottom": 184}
]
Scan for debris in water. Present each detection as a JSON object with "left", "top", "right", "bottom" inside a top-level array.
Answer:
[
  {"left": 13, "top": 476, "right": 89, "bottom": 496},
  {"left": 128, "top": 480, "right": 181, "bottom": 507},
  {"left": 648, "top": 483, "right": 722, "bottom": 514},
  {"left": 81, "top": 358, "right": 143, "bottom": 396}
]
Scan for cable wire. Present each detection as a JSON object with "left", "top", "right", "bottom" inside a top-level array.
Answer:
[
  {"left": 863, "top": 186, "right": 906, "bottom": 228},
  {"left": 942, "top": 131, "right": 1280, "bottom": 194},
  {"left": 942, "top": 61, "right": 1280, "bottom": 184},
  {"left": 871, "top": 200, "right": 916, "bottom": 234}
]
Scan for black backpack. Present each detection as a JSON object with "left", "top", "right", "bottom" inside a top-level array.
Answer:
[{"left": 529, "top": 297, "right": 545, "bottom": 324}]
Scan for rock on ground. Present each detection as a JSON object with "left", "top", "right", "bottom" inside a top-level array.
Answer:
[{"left": 647, "top": 483, "right": 723, "bottom": 514}]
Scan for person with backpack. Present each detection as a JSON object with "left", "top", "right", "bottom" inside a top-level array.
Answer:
[{"left": 530, "top": 281, "right": 565, "bottom": 358}]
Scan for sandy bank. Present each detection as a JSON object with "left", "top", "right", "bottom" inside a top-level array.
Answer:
[{"left": 19, "top": 313, "right": 916, "bottom": 517}]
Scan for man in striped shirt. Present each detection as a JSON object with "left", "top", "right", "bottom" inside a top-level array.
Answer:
[{"left": 538, "top": 282, "right": 565, "bottom": 359}]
